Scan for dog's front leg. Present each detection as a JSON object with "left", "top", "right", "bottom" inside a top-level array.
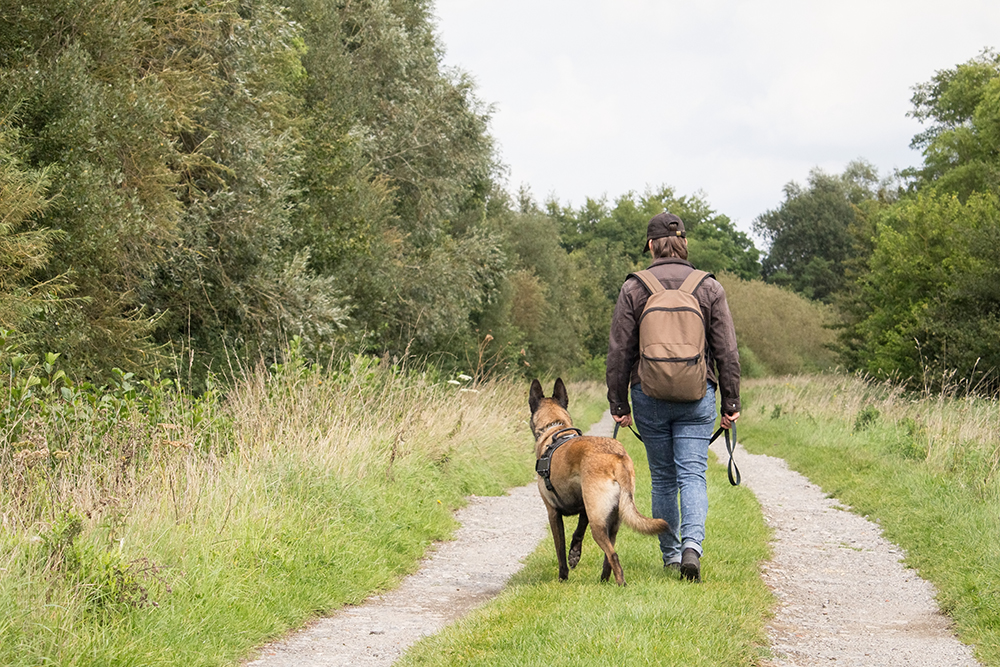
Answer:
[
  {"left": 568, "top": 511, "right": 588, "bottom": 569},
  {"left": 546, "top": 506, "right": 569, "bottom": 580}
]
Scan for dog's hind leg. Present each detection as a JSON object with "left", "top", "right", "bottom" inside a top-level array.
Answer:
[
  {"left": 583, "top": 480, "right": 626, "bottom": 585},
  {"left": 545, "top": 505, "right": 570, "bottom": 580},
  {"left": 599, "top": 512, "right": 623, "bottom": 583},
  {"left": 568, "top": 511, "right": 588, "bottom": 569},
  {"left": 594, "top": 508, "right": 624, "bottom": 585}
]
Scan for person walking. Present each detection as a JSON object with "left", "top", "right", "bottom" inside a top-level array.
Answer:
[{"left": 606, "top": 211, "right": 741, "bottom": 582}]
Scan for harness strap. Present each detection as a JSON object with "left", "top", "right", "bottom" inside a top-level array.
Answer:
[{"left": 535, "top": 427, "right": 583, "bottom": 493}]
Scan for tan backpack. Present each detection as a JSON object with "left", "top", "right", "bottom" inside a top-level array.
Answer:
[{"left": 631, "top": 269, "right": 712, "bottom": 402}]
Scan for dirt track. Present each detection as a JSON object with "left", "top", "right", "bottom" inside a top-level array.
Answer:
[
  {"left": 709, "top": 437, "right": 980, "bottom": 666},
  {"left": 246, "top": 411, "right": 981, "bottom": 666}
]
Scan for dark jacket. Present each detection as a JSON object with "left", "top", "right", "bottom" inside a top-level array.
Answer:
[{"left": 606, "top": 257, "right": 741, "bottom": 417}]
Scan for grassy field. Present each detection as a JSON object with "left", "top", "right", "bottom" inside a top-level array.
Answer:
[
  {"left": 2, "top": 353, "right": 776, "bottom": 666},
  {"left": 1, "top": 351, "right": 547, "bottom": 666},
  {"left": 739, "top": 374, "right": 1000, "bottom": 666},
  {"left": 397, "top": 410, "right": 774, "bottom": 667}
]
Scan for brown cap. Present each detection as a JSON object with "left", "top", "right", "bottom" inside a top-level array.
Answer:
[{"left": 644, "top": 212, "right": 686, "bottom": 252}]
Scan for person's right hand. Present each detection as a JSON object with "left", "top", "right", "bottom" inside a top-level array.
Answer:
[
  {"left": 613, "top": 413, "right": 633, "bottom": 428},
  {"left": 721, "top": 411, "right": 740, "bottom": 429}
]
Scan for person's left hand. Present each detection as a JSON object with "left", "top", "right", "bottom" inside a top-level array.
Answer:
[{"left": 721, "top": 411, "right": 740, "bottom": 429}]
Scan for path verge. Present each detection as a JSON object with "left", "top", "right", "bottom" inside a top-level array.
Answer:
[
  {"left": 711, "top": 437, "right": 982, "bottom": 666},
  {"left": 240, "top": 420, "right": 634, "bottom": 665}
]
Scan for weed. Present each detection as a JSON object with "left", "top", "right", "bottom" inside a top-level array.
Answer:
[
  {"left": 75, "top": 552, "right": 171, "bottom": 612},
  {"left": 40, "top": 510, "right": 83, "bottom": 572},
  {"left": 853, "top": 405, "right": 880, "bottom": 432}
]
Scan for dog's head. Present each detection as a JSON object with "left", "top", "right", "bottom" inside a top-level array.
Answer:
[{"left": 528, "top": 378, "right": 571, "bottom": 440}]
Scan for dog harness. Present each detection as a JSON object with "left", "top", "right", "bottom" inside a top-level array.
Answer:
[{"left": 535, "top": 427, "right": 583, "bottom": 492}]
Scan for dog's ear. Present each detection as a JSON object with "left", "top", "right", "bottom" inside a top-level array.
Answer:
[
  {"left": 552, "top": 378, "right": 569, "bottom": 409},
  {"left": 529, "top": 379, "right": 544, "bottom": 414}
]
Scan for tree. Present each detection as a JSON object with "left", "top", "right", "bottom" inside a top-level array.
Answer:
[
  {"left": 908, "top": 49, "right": 1000, "bottom": 199},
  {"left": 0, "top": 117, "right": 65, "bottom": 337},
  {"left": 552, "top": 186, "right": 760, "bottom": 277},
  {"left": 753, "top": 161, "right": 888, "bottom": 303},
  {"left": 847, "top": 191, "right": 1000, "bottom": 391},
  {"left": 0, "top": 0, "right": 506, "bottom": 382}
]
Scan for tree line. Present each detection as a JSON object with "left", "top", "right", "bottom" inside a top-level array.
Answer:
[
  {"left": 755, "top": 49, "right": 1000, "bottom": 392},
  {"left": 1, "top": 1, "right": 997, "bottom": 392}
]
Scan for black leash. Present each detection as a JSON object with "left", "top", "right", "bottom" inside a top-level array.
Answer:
[
  {"left": 613, "top": 420, "right": 741, "bottom": 486},
  {"left": 714, "top": 422, "right": 741, "bottom": 487}
]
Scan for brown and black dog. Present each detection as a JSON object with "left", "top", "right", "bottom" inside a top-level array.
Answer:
[{"left": 529, "top": 378, "right": 668, "bottom": 585}]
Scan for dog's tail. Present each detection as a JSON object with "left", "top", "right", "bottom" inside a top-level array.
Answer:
[{"left": 617, "top": 459, "right": 669, "bottom": 535}]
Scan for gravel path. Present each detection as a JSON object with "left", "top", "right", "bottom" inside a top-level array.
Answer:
[
  {"left": 244, "top": 482, "right": 546, "bottom": 666},
  {"left": 246, "top": 412, "right": 982, "bottom": 666},
  {"left": 710, "top": 437, "right": 982, "bottom": 666}
]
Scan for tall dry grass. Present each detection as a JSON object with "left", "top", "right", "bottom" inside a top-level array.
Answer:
[
  {"left": 746, "top": 373, "right": 1000, "bottom": 494},
  {"left": 0, "top": 349, "right": 550, "bottom": 666}
]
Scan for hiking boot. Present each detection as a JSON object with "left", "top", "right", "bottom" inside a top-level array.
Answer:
[
  {"left": 680, "top": 548, "right": 701, "bottom": 582},
  {"left": 664, "top": 561, "right": 681, "bottom": 578}
]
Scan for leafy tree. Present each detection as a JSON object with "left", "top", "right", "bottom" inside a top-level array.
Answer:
[
  {"left": 847, "top": 192, "right": 1000, "bottom": 391},
  {"left": 540, "top": 186, "right": 759, "bottom": 361},
  {"left": 283, "top": 0, "right": 502, "bottom": 364},
  {"left": 490, "top": 207, "right": 587, "bottom": 372},
  {"left": 909, "top": 49, "right": 1000, "bottom": 199},
  {"left": 550, "top": 186, "right": 759, "bottom": 277},
  {"left": 753, "top": 161, "right": 888, "bottom": 303},
  {"left": 0, "top": 0, "right": 504, "bottom": 382},
  {"left": 0, "top": 117, "right": 65, "bottom": 336}
]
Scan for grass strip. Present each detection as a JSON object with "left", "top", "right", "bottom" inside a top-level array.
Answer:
[
  {"left": 397, "top": 426, "right": 773, "bottom": 667},
  {"left": 1, "top": 368, "right": 545, "bottom": 667},
  {"left": 740, "top": 378, "right": 1000, "bottom": 666}
]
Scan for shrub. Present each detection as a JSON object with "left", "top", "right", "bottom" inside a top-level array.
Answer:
[{"left": 717, "top": 272, "right": 838, "bottom": 375}]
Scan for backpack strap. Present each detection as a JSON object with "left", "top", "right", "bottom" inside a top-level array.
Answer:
[
  {"left": 679, "top": 269, "right": 712, "bottom": 295},
  {"left": 631, "top": 269, "right": 713, "bottom": 295},
  {"left": 629, "top": 269, "right": 665, "bottom": 295}
]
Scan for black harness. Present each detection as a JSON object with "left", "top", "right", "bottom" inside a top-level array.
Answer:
[{"left": 535, "top": 426, "right": 583, "bottom": 493}]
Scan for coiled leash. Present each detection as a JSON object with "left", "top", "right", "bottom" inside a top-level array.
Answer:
[{"left": 613, "top": 421, "right": 741, "bottom": 486}]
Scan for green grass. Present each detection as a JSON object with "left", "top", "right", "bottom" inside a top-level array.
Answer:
[
  {"left": 0, "top": 359, "right": 543, "bottom": 667},
  {"left": 565, "top": 379, "right": 610, "bottom": 432},
  {"left": 397, "top": 426, "right": 773, "bottom": 667},
  {"left": 1, "top": 365, "right": 774, "bottom": 666},
  {"left": 740, "top": 376, "right": 1000, "bottom": 666}
]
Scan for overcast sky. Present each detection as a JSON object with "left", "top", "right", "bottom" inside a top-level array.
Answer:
[{"left": 433, "top": 1, "right": 1000, "bottom": 235}]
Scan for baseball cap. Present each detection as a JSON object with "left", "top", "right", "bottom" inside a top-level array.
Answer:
[{"left": 644, "top": 212, "right": 686, "bottom": 252}]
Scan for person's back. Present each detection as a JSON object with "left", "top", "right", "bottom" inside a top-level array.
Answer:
[{"left": 605, "top": 211, "right": 741, "bottom": 582}]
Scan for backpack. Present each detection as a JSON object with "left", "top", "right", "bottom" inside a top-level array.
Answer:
[{"left": 631, "top": 268, "right": 712, "bottom": 402}]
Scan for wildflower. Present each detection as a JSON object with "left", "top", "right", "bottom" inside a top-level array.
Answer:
[
  {"left": 447, "top": 380, "right": 461, "bottom": 386},
  {"left": 457, "top": 374, "right": 472, "bottom": 382}
]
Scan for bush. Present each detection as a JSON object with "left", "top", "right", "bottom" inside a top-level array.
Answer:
[{"left": 717, "top": 272, "right": 838, "bottom": 375}]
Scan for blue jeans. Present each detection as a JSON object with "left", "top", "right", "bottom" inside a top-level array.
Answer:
[{"left": 631, "top": 382, "right": 716, "bottom": 564}]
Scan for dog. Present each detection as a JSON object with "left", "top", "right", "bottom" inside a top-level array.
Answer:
[{"left": 529, "top": 378, "right": 668, "bottom": 585}]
